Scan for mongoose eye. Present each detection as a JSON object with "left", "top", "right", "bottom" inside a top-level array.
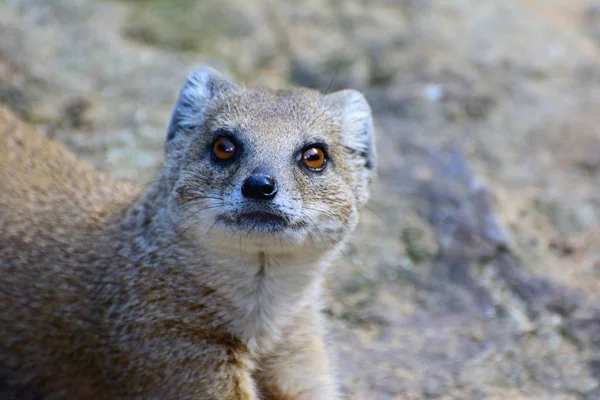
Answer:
[
  {"left": 211, "top": 136, "right": 237, "bottom": 161},
  {"left": 300, "top": 145, "right": 327, "bottom": 171}
]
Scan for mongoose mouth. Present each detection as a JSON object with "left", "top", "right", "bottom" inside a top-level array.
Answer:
[{"left": 220, "top": 211, "right": 291, "bottom": 232}]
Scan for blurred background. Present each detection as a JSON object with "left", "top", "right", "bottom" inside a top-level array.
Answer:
[{"left": 2, "top": 0, "right": 600, "bottom": 398}]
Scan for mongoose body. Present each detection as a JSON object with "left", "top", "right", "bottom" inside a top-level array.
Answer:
[{"left": 0, "top": 68, "right": 376, "bottom": 399}]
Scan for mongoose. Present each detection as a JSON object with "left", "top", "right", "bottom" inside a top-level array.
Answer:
[{"left": 0, "top": 67, "right": 376, "bottom": 399}]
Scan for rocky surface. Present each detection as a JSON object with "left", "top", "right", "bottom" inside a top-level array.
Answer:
[{"left": 2, "top": 0, "right": 600, "bottom": 398}]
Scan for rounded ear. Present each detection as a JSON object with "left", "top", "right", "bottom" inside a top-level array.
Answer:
[
  {"left": 321, "top": 89, "right": 376, "bottom": 206},
  {"left": 166, "top": 67, "right": 237, "bottom": 141},
  {"left": 322, "top": 89, "right": 377, "bottom": 172}
]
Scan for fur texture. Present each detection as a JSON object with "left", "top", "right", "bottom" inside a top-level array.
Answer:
[{"left": 0, "top": 67, "right": 376, "bottom": 399}]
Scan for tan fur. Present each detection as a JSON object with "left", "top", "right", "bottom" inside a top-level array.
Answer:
[{"left": 0, "top": 69, "right": 375, "bottom": 399}]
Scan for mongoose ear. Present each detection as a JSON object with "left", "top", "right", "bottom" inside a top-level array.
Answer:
[
  {"left": 167, "top": 67, "right": 237, "bottom": 141},
  {"left": 322, "top": 89, "right": 376, "bottom": 172}
]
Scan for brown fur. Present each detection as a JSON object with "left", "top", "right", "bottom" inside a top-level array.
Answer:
[{"left": 0, "top": 68, "right": 375, "bottom": 399}]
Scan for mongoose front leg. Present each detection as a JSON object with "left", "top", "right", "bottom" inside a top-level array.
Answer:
[
  {"left": 109, "top": 332, "right": 260, "bottom": 400},
  {"left": 255, "top": 306, "right": 338, "bottom": 400},
  {"left": 134, "top": 364, "right": 259, "bottom": 400}
]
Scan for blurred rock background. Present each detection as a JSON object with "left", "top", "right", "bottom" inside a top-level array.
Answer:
[{"left": 2, "top": 0, "right": 600, "bottom": 398}]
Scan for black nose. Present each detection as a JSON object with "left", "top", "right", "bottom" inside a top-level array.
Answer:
[{"left": 241, "top": 172, "right": 278, "bottom": 200}]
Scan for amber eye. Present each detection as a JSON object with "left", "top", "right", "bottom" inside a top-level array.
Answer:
[
  {"left": 301, "top": 146, "right": 327, "bottom": 171},
  {"left": 211, "top": 136, "right": 237, "bottom": 161}
]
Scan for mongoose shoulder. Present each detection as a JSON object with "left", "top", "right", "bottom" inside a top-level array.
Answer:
[{"left": 0, "top": 67, "right": 376, "bottom": 399}]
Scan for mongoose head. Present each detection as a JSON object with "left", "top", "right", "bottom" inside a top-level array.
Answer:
[{"left": 164, "top": 67, "right": 376, "bottom": 255}]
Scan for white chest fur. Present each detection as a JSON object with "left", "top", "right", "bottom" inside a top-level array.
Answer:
[{"left": 211, "top": 251, "right": 328, "bottom": 353}]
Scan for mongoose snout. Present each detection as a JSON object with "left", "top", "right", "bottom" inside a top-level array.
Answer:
[{"left": 241, "top": 169, "right": 278, "bottom": 200}]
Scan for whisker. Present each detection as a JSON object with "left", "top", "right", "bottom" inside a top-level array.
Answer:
[
  {"left": 239, "top": 233, "right": 245, "bottom": 265},
  {"left": 180, "top": 203, "right": 224, "bottom": 237},
  {"left": 184, "top": 195, "right": 225, "bottom": 202},
  {"left": 306, "top": 231, "right": 316, "bottom": 251},
  {"left": 324, "top": 60, "right": 342, "bottom": 95},
  {"left": 362, "top": 205, "right": 396, "bottom": 237},
  {"left": 267, "top": 254, "right": 283, "bottom": 269},
  {"left": 339, "top": 247, "right": 367, "bottom": 273},
  {"left": 204, "top": 215, "right": 222, "bottom": 238},
  {"left": 305, "top": 91, "right": 352, "bottom": 132},
  {"left": 138, "top": 176, "right": 177, "bottom": 190},
  {"left": 305, "top": 109, "right": 329, "bottom": 132},
  {"left": 302, "top": 213, "right": 326, "bottom": 248}
]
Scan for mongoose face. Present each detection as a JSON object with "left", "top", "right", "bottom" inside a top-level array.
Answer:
[{"left": 164, "top": 68, "right": 376, "bottom": 254}]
